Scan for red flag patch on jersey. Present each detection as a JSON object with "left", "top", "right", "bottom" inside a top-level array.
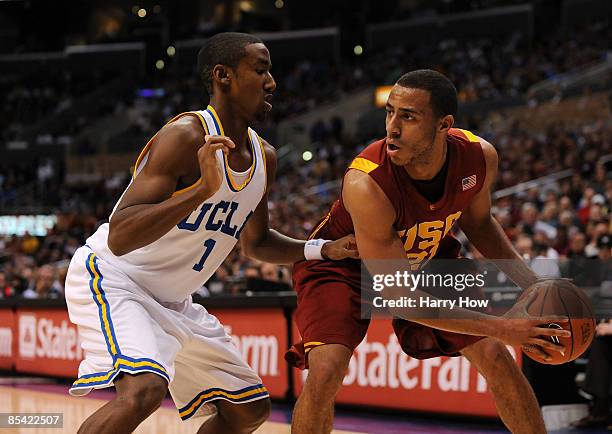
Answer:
[{"left": 462, "top": 174, "right": 477, "bottom": 191}]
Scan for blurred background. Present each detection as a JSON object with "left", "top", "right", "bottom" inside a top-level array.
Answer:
[{"left": 0, "top": 0, "right": 610, "bottom": 430}]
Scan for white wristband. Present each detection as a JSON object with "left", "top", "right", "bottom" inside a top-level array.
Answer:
[{"left": 304, "top": 239, "right": 330, "bottom": 260}]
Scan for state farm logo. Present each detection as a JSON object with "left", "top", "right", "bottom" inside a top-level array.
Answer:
[
  {"left": 0, "top": 326, "right": 12, "bottom": 357},
  {"left": 19, "top": 314, "right": 36, "bottom": 359},
  {"left": 225, "top": 325, "right": 279, "bottom": 377},
  {"left": 19, "top": 314, "right": 82, "bottom": 361},
  {"left": 299, "top": 334, "right": 517, "bottom": 393}
]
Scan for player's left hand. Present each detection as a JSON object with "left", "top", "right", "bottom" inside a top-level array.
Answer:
[{"left": 321, "top": 234, "right": 359, "bottom": 260}]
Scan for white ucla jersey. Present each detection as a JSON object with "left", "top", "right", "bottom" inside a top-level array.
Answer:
[{"left": 86, "top": 105, "right": 267, "bottom": 302}]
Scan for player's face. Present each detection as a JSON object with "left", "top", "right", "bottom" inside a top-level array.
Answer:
[
  {"left": 230, "top": 43, "right": 276, "bottom": 123},
  {"left": 384, "top": 86, "right": 441, "bottom": 166}
]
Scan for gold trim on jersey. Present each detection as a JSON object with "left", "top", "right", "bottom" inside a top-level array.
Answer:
[
  {"left": 132, "top": 111, "right": 210, "bottom": 197},
  {"left": 456, "top": 128, "right": 479, "bottom": 143},
  {"left": 304, "top": 341, "right": 326, "bottom": 354},
  {"left": 132, "top": 112, "right": 206, "bottom": 180},
  {"left": 224, "top": 134, "right": 256, "bottom": 192},
  {"left": 207, "top": 104, "right": 225, "bottom": 135},
  {"left": 308, "top": 212, "right": 331, "bottom": 240},
  {"left": 349, "top": 157, "right": 379, "bottom": 174},
  {"left": 255, "top": 132, "right": 268, "bottom": 191},
  {"left": 171, "top": 179, "right": 204, "bottom": 197},
  {"left": 206, "top": 105, "right": 257, "bottom": 192}
]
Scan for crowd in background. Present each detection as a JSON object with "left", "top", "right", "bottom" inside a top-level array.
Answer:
[
  {"left": 1, "top": 112, "right": 610, "bottom": 298},
  {"left": 1, "top": 18, "right": 611, "bottom": 298},
  {"left": 2, "top": 18, "right": 608, "bottom": 159}
]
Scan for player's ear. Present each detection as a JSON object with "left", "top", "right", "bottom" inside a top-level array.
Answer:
[
  {"left": 439, "top": 115, "right": 454, "bottom": 132},
  {"left": 212, "top": 65, "right": 231, "bottom": 86}
]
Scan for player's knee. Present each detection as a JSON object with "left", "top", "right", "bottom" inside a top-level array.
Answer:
[
  {"left": 471, "top": 339, "right": 516, "bottom": 377},
  {"left": 481, "top": 339, "right": 514, "bottom": 365},
  {"left": 117, "top": 374, "right": 168, "bottom": 417},
  {"left": 307, "top": 355, "right": 349, "bottom": 391},
  {"left": 219, "top": 398, "right": 271, "bottom": 432}
]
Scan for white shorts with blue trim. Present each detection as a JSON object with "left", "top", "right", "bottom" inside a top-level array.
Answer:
[{"left": 64, "top": 245, "right": 268, "bottom": 420}]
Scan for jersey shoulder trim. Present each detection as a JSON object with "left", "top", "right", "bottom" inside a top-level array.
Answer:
[
  {"left": 172, "top": 179, "right": 203, "bottom": 197},
  {"left": 349, "top": 157, "right": 379, "bottom": 174},
  {"left": 132, "top": 111, "right": 208, "bottom": 182},
  {"left": 132, "top": 112, "right": 208, "bottom": 197},
  {"left": 451, "top": 128, "right": 480, "bottom": 143},
  {"left": 254, "top": 132, "right": 268, "bottom": 190},
  {"left": 206, "top": 105, "right": 258, "bottom": 193}
]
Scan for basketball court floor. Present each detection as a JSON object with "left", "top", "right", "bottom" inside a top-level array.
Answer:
[{"left": 0, "top": 380, "right": 606, "bottom": 433}]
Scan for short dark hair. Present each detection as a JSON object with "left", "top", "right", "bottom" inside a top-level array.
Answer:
[
  {"left": 396, "top": 69, "right": 458, "bottom": 118},
  {"left": 197, "top": 32, "right": 263, "bottom": 95}
]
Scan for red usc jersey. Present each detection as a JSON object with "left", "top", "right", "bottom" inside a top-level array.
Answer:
[{"left": 311, "top": 128, "right": 487, "bottom": 267}]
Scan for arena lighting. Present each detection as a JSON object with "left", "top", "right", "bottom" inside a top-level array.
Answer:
[
  {"left": 354, "top": 45, "right": 363, "bottom": 55},
  {"left": 137, "top": 8, "right": 147, "bottom": 18},
  {"left": 375, "top": 85, "right": 393, "bottom": 107},
  {"left": 275, "top": 0, "right": 284, "bottom": 8},
  {"left": 302, "top": 151, "right": 313, "bottom": 161},
  {"left": 167, "top": 46, "right": 176, "bottom": 56},
  {"left": 0, "top": 215, "right": 57, "bottom": 236},
  {"left": 137, "top": 88, "right": 165, "bottom": 98},
  {"left": 155, "top": 59, "right": 165, "bottom": 70},
  {"left": 239, "top": 1, "right": 253, "bottom": 12}
]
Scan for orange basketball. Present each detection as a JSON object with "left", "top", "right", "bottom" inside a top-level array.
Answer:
[{"left": 520, "top": 279, "right": 595, "bottom": 365}]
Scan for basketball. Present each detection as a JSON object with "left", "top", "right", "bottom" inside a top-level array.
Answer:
[{"left": 520, "top": 279, "right": 596, "bottom": 365}]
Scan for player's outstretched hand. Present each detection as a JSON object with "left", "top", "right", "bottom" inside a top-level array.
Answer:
[
  {"left": 498, "top": 290, "right": 571, "bottom": 362},
  {"left": 321, "top": 234, "right": 359, "bottom": 260},
  {"left": 197, "top": 135, "right": 236, "bottom": 196}
]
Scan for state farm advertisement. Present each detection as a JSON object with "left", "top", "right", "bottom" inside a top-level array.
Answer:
[
  {"left": 211, "top": 308, "right": 289, "bottom": 399},
  {"left": 0, "top": 309, "right": 15, "bottom": 370},
  {"left": 293, "top": 319, "right": 522, "bottom": 417},
  {"left": 12, "top": 307, "right": 290, "bottom": 400},
  {"left": 16, "top": 309, "right": 82, "bottom": 377}
]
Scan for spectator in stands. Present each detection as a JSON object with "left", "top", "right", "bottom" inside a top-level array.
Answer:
[
  {"left": 533, "top": 231, "right": 560, "bottom": 260},
  {"left": 531, "top": 242, "right": 562, "bottom": 279},
  {"left": 586, "top": 220, "right": 610, "bottom": 258},
  {"left": 7, "top": 270, "right": 27, "bottom": 296},
  {"left": 519, "top": 202, "right": 557, "bottom": 239},
  {"left": 515, "top": 233, "right": 534, "bottom": 260},
  {"left": 515, "top": 234, "right": 561, "bottom": 279},
  {"left": 593, "top": 234, "right": 612, "bottom": 287},
  {"left": 561, "top": 232, "right": 592, "bottom": 286},
  {"left": 21, "top": 264, "right": 62, "bottom": 299},
  {"left": 20, "top": 232, "right": 39, "bottom": 255}
]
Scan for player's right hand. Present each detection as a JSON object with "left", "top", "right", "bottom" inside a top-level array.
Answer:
[
  {"left": 321, "top": 234, "right": 360, "bottom": 260},
  {"left": 498, "top": 290, "right": 571, "bottom": 362},
  {"left": 197, "top": 135, "right": 236, "bottom": 197}
]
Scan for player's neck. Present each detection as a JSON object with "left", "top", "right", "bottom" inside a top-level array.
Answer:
[
  {"left": 403, "top": 139, "right": 447, "bottom": 181},
  {"left": 208, "top": 98, "right": 249, "bottom": 151}
]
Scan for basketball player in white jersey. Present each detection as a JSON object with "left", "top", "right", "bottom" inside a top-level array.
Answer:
[{"left": 64, "top": 32, "right": 358, "bottom": 434}]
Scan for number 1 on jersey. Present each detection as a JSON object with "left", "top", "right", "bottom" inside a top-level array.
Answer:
[{"left": 193, "top": 239, "right": 216, "bottom": 272}]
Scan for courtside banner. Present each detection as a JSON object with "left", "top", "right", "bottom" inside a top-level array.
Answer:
[
  {"left": 293, "top": 319, "right": 522, "bottom": 417},
  {"left": 15, "top": 309, "right": 82, "bottom": 377},
  {"left": 211, "top": 308, "right": 289, "bottom": 399},
  {"left": 0, "top": 309, "right": 15, "bottom": 370}
]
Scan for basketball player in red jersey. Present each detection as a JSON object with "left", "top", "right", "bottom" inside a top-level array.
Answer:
[{"left": 287, "top": 70, "right": 570, "bottom": 434}]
